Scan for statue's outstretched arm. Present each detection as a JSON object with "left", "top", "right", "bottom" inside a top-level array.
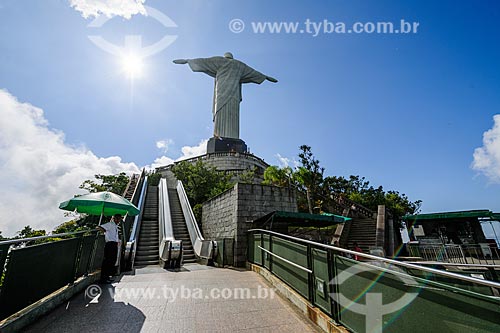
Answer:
[
  {"left": 266, "top": 76, "right": 278, "bottom": 83},
  {"left": 173, "top": 59, "right": 188, "bottom": 64}
]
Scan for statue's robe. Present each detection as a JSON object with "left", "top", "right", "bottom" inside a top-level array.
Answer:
[{"left": 187, "top": 56, "right": 267, "bottom": 139}]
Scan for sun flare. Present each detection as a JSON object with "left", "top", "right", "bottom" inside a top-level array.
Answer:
[{"left": 121, "top": 54, "right": 144, "bottom": 79}]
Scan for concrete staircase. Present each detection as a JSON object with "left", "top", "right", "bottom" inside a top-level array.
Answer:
[
  {"left": 340, "top": 217, "right": 378, "bottom": 253},
  {"left": 327, "top": 195, "right": 379, "bottom": 253},
  {"left": 135, "top": 186, "right": 160, "bottom": 267},
  {"left": 168, "top": 188, "right": 197, "bottom": 264}
]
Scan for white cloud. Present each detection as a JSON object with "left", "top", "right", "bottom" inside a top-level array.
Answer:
[
  {"left": 149, "top": 139, "right": 208, "bottom": 169},
  {"left": 178, "top": 139, "right": 208, "bottom": 161},
  {"left": 276, "top": 153, "right": 300, "bottom": 169},
  {"left": 472, "top": 114, "right": 500, "bottom": 183},
  {"left": 156, "top": 139, "right": 174, "bottom": 153},
  {"left": 149, "top": 155, "right": 175, "bottom": 170},
  {"left": 276, "top": 153, "right": 291, "bottom": 168},
  {"left": 69, "top": 0, "right": 147, "bottom": 19},
  {"left": 0, "top": 89, "right": 140, "bottom": 237}
]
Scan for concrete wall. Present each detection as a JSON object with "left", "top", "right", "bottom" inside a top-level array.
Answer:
[
  {"left": 156, "top": 152, "right": 269, "bottom": 183},
  {"left": 202, "top": 183, "right": 297, "bottom": 266}
]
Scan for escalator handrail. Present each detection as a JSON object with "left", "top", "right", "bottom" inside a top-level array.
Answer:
[
  {"left": 131, "top": 169, "right": 146, "bottom": 204},
  {"left": 125, "top": 176, "right": 148, "bottom": 265},
  {"left": 177, "top": 180, "right": 204, "bottom": 243},
  {"left": 176, "top": 180, "right": 216, "bottom": 259},
  {"left": 159, "top": 178, "right": 175, "bottom": 242}
]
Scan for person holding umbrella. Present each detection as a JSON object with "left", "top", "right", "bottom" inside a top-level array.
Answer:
[
  {"left": 97, "top": 214, "right": 122, "bottom": 283},
  {"left": 59, "top": 191, "right": 140, "bottom": 282}
]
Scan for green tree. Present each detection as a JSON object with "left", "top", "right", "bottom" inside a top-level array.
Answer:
[
  {"left": 262, "top": 165, "right": 294, "bottom": 187},
  {"left": 262, "top": 145, "right": 421, "bottom": 219},
  {"left": 237, "top": 167, "right": 257, "bottom": 184},
  {"left": 53, "top": 220, "right": 87, "bottom": 234},
  {"left": 172, "top": 160, "right": 234, "bottom": 221},
  {"left": 17, "top": 225, "right": 46, "bottom": 238},
  {"left": 297, "top": 145, "right": 325, "bottom": 213},
  {"left": 323, "top": 175, "right": 420, "bottom": 218},
  {"left": 14, "top": 225, "right": 56, "bottom": 245},
  {"left": 79, "top": 172, "right": 130, "bottom": 195},
  {"left": 0, "top": 231, "right": 6, "bottom": 241},
  {"left": 148, "top": 172, "right": 162, "bottom": 186}
]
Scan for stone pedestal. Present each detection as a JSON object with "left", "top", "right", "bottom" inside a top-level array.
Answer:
[{"left": 207, "top": 137, "right": 247, "bottom": 153}]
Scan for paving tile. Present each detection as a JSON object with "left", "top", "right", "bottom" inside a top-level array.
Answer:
[{"left": 22, "top": 265, "right": 319, "bottom": 333}]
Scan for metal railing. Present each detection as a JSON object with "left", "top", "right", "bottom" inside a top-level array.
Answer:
[
  {"left": 124, "top": 176, "right": 148, "bottom": 268},
  {"left": 248, "top": 229, "right": 500, "bottom": 333},
  {"left": 0, "top": 230, "right": 90, "bottom": 247},
  {"left": 408, "top": 242, "right": 500, "bottom": 265},
  {"left": 158, "top": 178, "right": 181, "bottom": 264},
  {"left": 176, "top": 180, "right": 215, "bottom": 259},
  {"left": 156, "top": 151, "right": 269, "bottom": 173},
  {"left": 0, "top": 230, "right": 103, "bottom": 320},
  {"left": 407, "top": 261, "right": 500, "bottom": 283}
]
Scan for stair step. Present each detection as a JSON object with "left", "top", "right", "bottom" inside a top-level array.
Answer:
[
  {"left": 135, "top": 248, "right": 159, "bottom": 257},
  {"left": 137, "top": 241, "right": 157, "bottom": 246},
  {"left": 139, "top": 235, "right": 160, "bottom": 240},
  {"left": 137, "top": 249, "right": 159, "bottom": 254},
  {"left": 136, "top": 254, "right": 159, "bottom": 261},
  {"left": 135, "top": 260, "right": 159, "bottom": 266},
  {"left": 140, "top": 231, "right": 159, "bottom": 235}
]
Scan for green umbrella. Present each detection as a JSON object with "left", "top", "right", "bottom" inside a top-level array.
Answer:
[
  {"left": 59, "top": 191, "right": 140, "bottom": 220},
  {"left": 59, "top": 191, "right": 140, "bottom": 275}
]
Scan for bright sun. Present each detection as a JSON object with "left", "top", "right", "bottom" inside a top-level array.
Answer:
[{"left": 121, "top": 54, "right": 144, "bottom": 79}]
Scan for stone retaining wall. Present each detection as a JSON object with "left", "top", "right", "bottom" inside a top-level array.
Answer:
[{"left": 202, "top": 183, "right": 297, "bottom": 266}]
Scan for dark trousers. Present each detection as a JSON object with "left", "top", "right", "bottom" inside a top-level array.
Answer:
[{"left": 101, "top": 241, "right": 118, "bottom": 280}]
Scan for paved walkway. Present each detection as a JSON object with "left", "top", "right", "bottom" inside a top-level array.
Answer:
[{"left": 23, "top": 264, "right": 319, "bottom": 332}]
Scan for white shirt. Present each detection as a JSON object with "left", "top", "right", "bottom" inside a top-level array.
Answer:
[{"left": 100, "top": 221, "right": 119, "bottom": 242}]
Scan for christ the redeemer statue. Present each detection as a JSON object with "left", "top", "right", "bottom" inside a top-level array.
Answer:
[{"left": 173, "top": 52, "right": 277, "bottom": 140}]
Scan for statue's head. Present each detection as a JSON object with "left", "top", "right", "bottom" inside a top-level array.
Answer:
[{"left": 224, "top": 52, "right": 234, "bottom": 59}]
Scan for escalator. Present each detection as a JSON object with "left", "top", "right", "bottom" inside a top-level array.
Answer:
[
  {"left": 134, "top": 186, "right": 160, "bottom": 266},
  {"left": 126, "top": 174, "right": 216, "bottom": 270},
  {"left": 168, "top": 189, "right": 196, "bottom": 263}
]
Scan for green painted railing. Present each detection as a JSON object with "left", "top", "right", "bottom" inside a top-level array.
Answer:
[
  {"left": 0, "top": 231, "right": 105, "bottom": 320},
  {"left": 248, "top": 229, "right": 500, "bottom": 333}
]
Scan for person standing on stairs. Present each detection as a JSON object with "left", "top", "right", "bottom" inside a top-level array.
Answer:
[
  {"left": 97, "top": 214, "right": 122, "bottom": 283},
  {"left": 352, "top": 242, "right": 363, "bottom": 261}
]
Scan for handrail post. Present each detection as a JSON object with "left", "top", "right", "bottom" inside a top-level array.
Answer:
[
  {"left": 72, "top": 233, "right": 85, "bottom": 281},
  {"left": 307, "top": 243, "right": 314, "bottom": 304},
  {"left": 269, "top": 234, "right": 273, "bottom": 273},
  {"left": 328, "top": 249, "right": 340, "bottom": 322},
  {"left": 260, "top": 232, "right": 264, "bottom": 267}
]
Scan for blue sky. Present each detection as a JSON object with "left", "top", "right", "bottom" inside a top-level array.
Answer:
[{"left": 0, "top": 0, "right": 499, "bottom": 237}]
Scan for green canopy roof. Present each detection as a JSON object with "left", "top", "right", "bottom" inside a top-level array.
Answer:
[
  {"left": 253, "top": 211, "right": 350, "bottom": 228},
  {"left": 403, "top": 210, "right": 499, "bottom": 222}
]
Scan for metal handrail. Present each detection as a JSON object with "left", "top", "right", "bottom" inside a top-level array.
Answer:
[
  {"left": 409, "top": 262, "right": 500, "bottom": 268},
  {"left": 129, "top": 169, "right": 146, "bottom": 206},
  {"left": 177, "top": 180, "right": 204, "bottom": 243},
  {"left": 258, "top": 246, "right": 312, "bottom": 273},
  {"left": 159, "top": 178, "right": 174, "bottom": 241},
  {"left": 248, "top": 229, "right": 500, "bottom": 289},
  {"left": 125, "top": 176, "right": 148, "bottom": 266},
  {"left": 155, "top": 151, "right": 269, "bottom": 172},
  {"left": 159, "top": 178, "right": 180, "bottom": 263},
  {"left": 128, "top": 176, "right": 148, "bottom": 244},
  {"left": 0, "top": 230, "right": 94, "bottom": 246},
  {"left": 176, "top": 180, "right": 215, "bottom": 259}
]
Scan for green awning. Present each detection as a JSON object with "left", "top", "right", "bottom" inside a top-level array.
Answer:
[
  {"left": 403, "top": 210, "right": 498, "bottom": 222},
  {"left": 253, "top": 211, "right": 350, "bottom": 228}
]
